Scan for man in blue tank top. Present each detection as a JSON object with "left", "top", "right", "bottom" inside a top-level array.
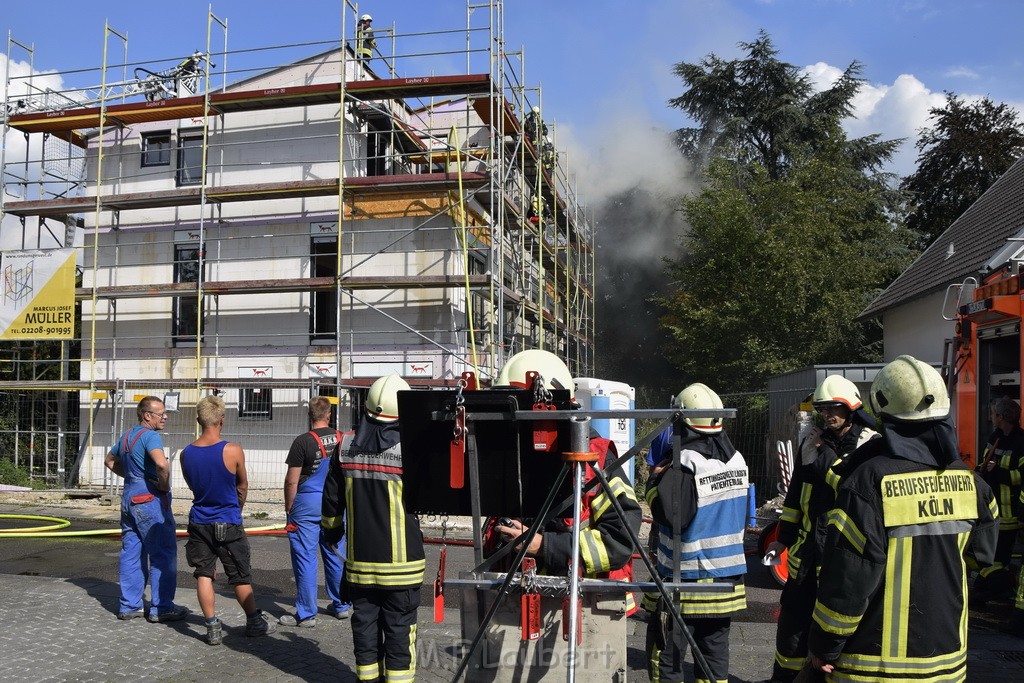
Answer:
[
  {"left": 104, "top": 396, "right": 189, "bottom": 622},
  {"left": 279, "top": 396, "right": 350, "bottom": 627},
  {"left": 180, "top": 395, "right": 276, "bottom": 645}
]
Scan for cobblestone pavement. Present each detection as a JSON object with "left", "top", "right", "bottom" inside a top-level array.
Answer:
[{"left": 1, "top": 497, "right": 1023, "bottom": 681}]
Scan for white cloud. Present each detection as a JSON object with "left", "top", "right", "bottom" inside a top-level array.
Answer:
[
  {"left": 944, "top": 66, "right": 980, "bottom": 79},
  {"left": 803, "top": 62, "right": 946, "bottom": 176},
  {"left": 1, "top": 54, "right": 73, "bottom": 250}
]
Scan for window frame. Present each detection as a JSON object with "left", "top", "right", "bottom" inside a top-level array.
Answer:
[
  {"left": 172, "top": 242, "right": 204, "bottom": 345},
  {"left": 141, "top": 131, "right": 171, "bottom": 167},
  {"left": 309, "top": 237, "right": 338, "bottom": 344},
  {"left": 176, "top": 130, "right": 204, "bottom": 186},
  {"left": 239, "top": 387, "right": 273, "bottom": 421}
]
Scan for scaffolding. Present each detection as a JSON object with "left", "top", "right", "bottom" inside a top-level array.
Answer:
[{"left": 0, "top": 1, "right": 596, "bottom": 494}]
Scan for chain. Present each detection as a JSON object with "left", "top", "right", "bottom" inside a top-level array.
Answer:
[
  {"left": 455, "top": 376, "right": 467, "bottom": 406},
  {"left": 532, "top": 372, "right": 551, "bottom": 405},
  {"left": 453, "top": 377, "right": 468, "bottom": 441}
]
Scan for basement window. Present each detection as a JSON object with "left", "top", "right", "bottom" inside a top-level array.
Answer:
[
  {"left": 141, "top": 131, "right": 171, "bottom": 167},
  {"left": 239, "top": 387, "right": 273, "bottom": 421}
]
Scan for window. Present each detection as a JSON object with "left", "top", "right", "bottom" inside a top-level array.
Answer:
[
  {"left": 310, "top": 239, "right": 338, "bottom": 343},
  {"left": 367, "top": 121, "right": 389, "bottom": 176},
  {"left": 176, "top": 131, "right": 204, "bottom": 186},
  {"left": 173, "top": 243, "right": 203, "bottom": 344},
  {"left": 141, "top": 131, "right": 171, "bottom": 167},
  {"left": 240, "top": 387, "right": 273, "bottom": 420}
]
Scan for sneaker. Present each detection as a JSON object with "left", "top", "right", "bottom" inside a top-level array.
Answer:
[
  {"left": 278, "top": 613, "right": 317, "bottom": 627},
  {"left": 117, "top": 609, "right": 145, "bottom": 621},
  {"left": 147, "top": 604, "right": 191, "bottom": 623},
  {"left": 330, "top": 604, "right": 353, "bottom": 620},
  {"left": 246, "top": 610, "right": 277, "bottom": 637},
  {"left": 205, "top": 618, "right": 223, "bottom": 646}
]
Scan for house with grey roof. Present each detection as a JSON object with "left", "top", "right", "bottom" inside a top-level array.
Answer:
[{"left": 860, "top": 154, "right": 1024, "bottom": 364}]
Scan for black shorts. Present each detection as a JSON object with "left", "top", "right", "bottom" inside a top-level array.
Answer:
[{"left": 185, "top": 522, "right": 252, "bottom": 585}]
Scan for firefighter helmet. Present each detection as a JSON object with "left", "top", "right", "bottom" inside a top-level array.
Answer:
[
  {"left": 365, "top": 374, "right": 409, "bottom": 423},
  {"left": 531, "top": 106, "right": 540, "bottom": 115},
  {"left": 812, "top": 375, "right": 862, "bottom": 412},
  {"left": 869, "top": 355, "right": 949, "bottom": 423},
  {"left": 360, "top": 14, "right": 372, "bottom": 21},
  {"left": 494, "top": 349, "right": 574, "bottom": 395},
  {"left": 672, "top": 382, "right": 724, "bottom": 433}
]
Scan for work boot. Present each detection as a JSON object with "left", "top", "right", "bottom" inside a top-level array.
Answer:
[
  {"left": 147, "top": 604, "right": 191, "bottom": 623},
  {"left": 117, "top": 609, "right": 145, "bottom": 621},
  {"left": 205, "top": 618, "right": 223, "bottom": 646},
  {"left": 245, "top": 609, "right": 277, "bottom": 637},
  {"left": 278, "top": 613, "right": 316, "bottom": 627},
  {"left": 329, "top": 603, "right": 353, "bottom": 620}
]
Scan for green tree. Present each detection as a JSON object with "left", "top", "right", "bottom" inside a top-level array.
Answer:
[
  {"left": 671, "top": 30, "right": 899, "bottom": 178},
  {"left": 658, "top": 149, "right": 916, "bottom": 393},
  {"left": 658, "top": 32, "right": 916, "bottom": 392},
  {"left": 901, "top": 93, "right": 1024, "bottom": 246}
]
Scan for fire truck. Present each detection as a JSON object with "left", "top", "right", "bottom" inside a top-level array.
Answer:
[{"left": 945, "top": 249, "right": 1024, "bottom": 469}]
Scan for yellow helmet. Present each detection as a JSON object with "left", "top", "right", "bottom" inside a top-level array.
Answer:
[
  {"left": 366, "top": 374, "right": 409, "bottom": 423},
  {"left": 812, "top": 375, "right": 862, "bottom": 411},
  {"left": 494, "top": 349, "right": 574, "bottom": 395},
  {"left": 869, "top": 355, "right": 949, "bottom": 422},
  {"left": 672, "top": 382, "right": 724, "bottom": 433}
]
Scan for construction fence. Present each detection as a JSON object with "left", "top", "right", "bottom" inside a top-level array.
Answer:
[{"left": 0, "top": 383, "right": 809, "bottom": 510}]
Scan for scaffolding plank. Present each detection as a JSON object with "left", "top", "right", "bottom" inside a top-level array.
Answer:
[
  {"left": 3, "top": 172, "right": 490, "bottom": 219},
  {"left": 76, "top": 274, "right": 495, "bottom": 300},
  {"left": 471, "top": 94, "right": 520, "bottom": 135},
  {"left": 5, "top": 75, "right": 494, "bottom": 135}
]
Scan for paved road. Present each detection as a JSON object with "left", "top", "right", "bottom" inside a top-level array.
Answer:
[{"left": 0, "top": 498, "right": 1022, "bottom": 681}]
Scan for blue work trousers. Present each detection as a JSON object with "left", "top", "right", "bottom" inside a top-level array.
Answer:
[
  {"left": 288, "top": 490, "right": 346, "bottom": 620},
  {"left": 119, "top": 491, "right": 178, "bottom": 614}
]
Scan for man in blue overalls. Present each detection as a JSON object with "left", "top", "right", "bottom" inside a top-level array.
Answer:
[
  {"left": 104, "top": 395, "right": 189, "bottom": 622},
  {"left": 279, "top": 396, "right": 350, "bottom": 627}
]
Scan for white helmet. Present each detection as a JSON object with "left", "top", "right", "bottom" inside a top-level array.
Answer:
[
  {"left": 672, "top": 382, "right": 724, "bottom": 433},
  {"left": 869, "top": 355, "right": 949, "bottom": 423},
  {"left": 812, "top": 375, "right": 862, "bottom": 412},
  {"left": 360, "top": 14, "right": 372, "bottom": 22},
  {"left": 494, "top": 349, "right": 573, "bottom": 396},
  {"left": 531, "top": 106, "right": 540, "bottom": 114},
  {"left": 366, "top": 374, "right": 409, "bottom": 423}
]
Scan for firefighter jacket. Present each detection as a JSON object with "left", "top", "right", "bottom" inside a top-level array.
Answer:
[
  {"left": 778, "top": 412, "right": 878, "bottom": 581},
  {"left": 483, "top": 436, "right": 642, "bottom": 611},
  {"left": 979, "top": 426, "right": 1024, "bottom": 529},
  {"left": 486, "top": 437, "right": 641, "bottom": 576},
  {"left": 356, "top": 23, "right": 375, "bottom": 59},
  {"left": 543, "top": 437, "right": 642, "bottom": 578},
  {"left": 808, "top": 416, "right": 999, "bottom": 682},
  {"left": 645, "top": 427, "right": 748, "bottom": 617},
  {"left": 321, "top": 417, "right": 425, "bottom": 590}
]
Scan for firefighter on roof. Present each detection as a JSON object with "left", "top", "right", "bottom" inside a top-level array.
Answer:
[
  {"left": 808, "top": 355, "right": 998, "bottom": 681},
  {"left": 321, "top": 374, "right": 424, "bottom": 683},
  {"left": 766, "top": 375, "right": 878, "bottom": 682},
  {"left": 356, "top": 14, "right": 376, "bottom": 62},
  {"left": 491, "top": 349, "right": 641, "bottom": 612},
  {"left": 523, "top": 106, "right": 547, "bottom": 145},
  {"left": 645, "top": 382, "right": 748, "bottom": 683}
]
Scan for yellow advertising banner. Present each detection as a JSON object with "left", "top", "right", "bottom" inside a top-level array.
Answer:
[{"left": 0, "top": 249, "right": 76, "bottom": 340}]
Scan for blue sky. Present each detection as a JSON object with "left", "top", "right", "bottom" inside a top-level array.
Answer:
[{"left": 3, "top": 0, "right": 1023, "bottom": 202}]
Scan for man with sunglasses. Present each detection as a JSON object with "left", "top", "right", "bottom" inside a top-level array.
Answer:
[{"left": 104, "top": 396, "right": 190, "bottom": 623}]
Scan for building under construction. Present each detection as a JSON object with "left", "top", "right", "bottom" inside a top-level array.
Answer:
[{"left": 0, "top": 1, "right": 596, "bottom": 497}]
